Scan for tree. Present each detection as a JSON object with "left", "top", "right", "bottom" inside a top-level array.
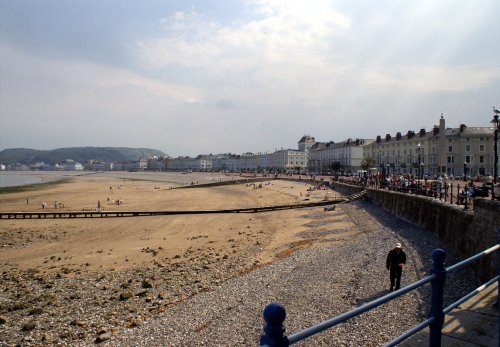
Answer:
[
  {"left": 331, "top": 161, "right": 341, "bottom": 172},
  {"left": 361, "top": 157, "right": 376, "bottom": 170}
]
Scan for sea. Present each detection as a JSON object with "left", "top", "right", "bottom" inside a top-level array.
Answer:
[{"left": 0, "top": 173, "right": 43, "bottom": 187}]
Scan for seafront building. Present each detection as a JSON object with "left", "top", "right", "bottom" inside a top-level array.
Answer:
[
  {"left": 165, "top": 136, "right": 314, "bottom": 173},
  {"left": 56, "top": 160, "right": 84, "bottom": 171},
  {"left": 362, "top": 115, "right": 496, "bottom": 178},
  {"left": 307, "top": 138, "right": 374, "bottom": 174},
  {"left": 160, "top": 115, "right": 496, "bottom": 177}
]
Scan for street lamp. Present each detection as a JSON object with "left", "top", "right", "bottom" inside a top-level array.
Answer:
[
  {"left": 463, "top": 161, "right": 467, "bottom": 181},
  {"left": 492, "top": 107, "right": 499, "bottom": 200},
  {"left": 417, "top": 142, "right": 423, "bottom": 180},
  {"left": 379, "top": 152, "right": 383, "bottom": 180}
]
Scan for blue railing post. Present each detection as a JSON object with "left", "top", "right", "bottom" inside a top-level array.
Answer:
[
  {"left": 260, "top": 303, "right": 289, "bottom": 347},
  {"left": 429, "top": 249, "right": 447, "bottom": 347}
]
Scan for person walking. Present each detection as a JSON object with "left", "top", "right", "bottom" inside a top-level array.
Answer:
[{"left": 386, "top": 243, "right": 407, "bottom": 291}]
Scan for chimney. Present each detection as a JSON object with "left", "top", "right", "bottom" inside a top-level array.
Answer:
[
  {"left": 396, "top": 132, "right": 402, "bottom": 140},
  {"left": 433, "top": 126, "right": 439, "bottom": 135},
  {"left": 419, "top": 128, "right": 426, "bottom": 137},
  {"left": 460, "top": 124, "right": 466, "bottom": 132},
  {"left": 407, "top": 130, "right": 415, "bottom": 139},
  {"left": 355, "top": 139, "right": 360, "bottom": 145},
  {"left": 385, "top": 134, "right": 391, "bottom": 141},
  {"left": 376, "top": 135, "right": 381, "bottom": 143}
]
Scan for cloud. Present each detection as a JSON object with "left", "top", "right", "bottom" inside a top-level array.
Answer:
[
  {"left": 136, "top": 0, "right": 351, "bottom": 72},
  {"left": 364, "top": 65, "right": 500, "bottom": 92},
  {"left": 216, "top": 99, "right": 235, "bottom": 109},
  {"left": 134, "top": 0, "right": 500, "bottom": 104},
  {"left": 0, "top": 43, "right": 204, "bottom": 107},
  {"left": 0, "top": 44, "right": 208, "bottom": 152}
]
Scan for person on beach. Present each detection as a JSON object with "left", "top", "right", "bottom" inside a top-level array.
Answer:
[{"left": 386, "top": 243, "right": 406, "bottom": 291}]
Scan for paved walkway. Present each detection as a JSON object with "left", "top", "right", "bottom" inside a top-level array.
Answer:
[{"left": 402, "top": 282, "right": 498, "bottom": 346}]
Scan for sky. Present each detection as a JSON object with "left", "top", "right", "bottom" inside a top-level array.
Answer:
[{"left": 1, "top": 0, "right": 499, "bottom": 157}]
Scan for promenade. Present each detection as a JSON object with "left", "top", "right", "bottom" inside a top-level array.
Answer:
[{"left": 402, "top": 282, "right": 498, "bottom": 346}]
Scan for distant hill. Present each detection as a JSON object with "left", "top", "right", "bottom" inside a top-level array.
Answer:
[{"left": 0, "top": 147, "right": 167, "bottom": 165}]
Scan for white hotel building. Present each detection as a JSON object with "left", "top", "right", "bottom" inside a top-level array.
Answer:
[
  {"left": 307, "top": 138, "right": 374, "bottom": 174},
  {"left": 165, "top": 136, "right": 316, "bottom": 172},
  {"left": 362, "top": 115, "right": 496, "bottom": 177}
]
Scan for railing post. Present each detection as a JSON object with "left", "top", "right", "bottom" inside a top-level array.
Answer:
[
  {"left": 456, "top": 183, "right": 460, "bottom": 204},
  {"left": 429, "top": 249, "right": 447, "bottom": 347},
  {"left": 260, "top": 303, "right": 289, "bottom": 347},
  {"left": 449, "top": 183, "right": 453, "bottom": 204}
]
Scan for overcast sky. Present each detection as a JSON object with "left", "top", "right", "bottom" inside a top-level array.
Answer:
[{"left": 1, "top": 0, "right": 499, "bottom": 157}]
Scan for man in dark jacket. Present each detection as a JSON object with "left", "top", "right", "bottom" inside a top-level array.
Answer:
[{"left": 386, "top": 243, "right": 407, "bottom": 291}]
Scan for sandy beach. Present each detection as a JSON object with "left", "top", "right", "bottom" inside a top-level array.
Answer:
[
  {"left": 0, "top": 172, "right": 351, "bottom": 345},
  {"left": 0, "top": 172, "right": 341, "bottom": 272}
]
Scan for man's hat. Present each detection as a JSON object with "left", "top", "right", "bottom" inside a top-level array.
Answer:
[{"left": 396, "top": 243, "right": 402, "bottom": 248}]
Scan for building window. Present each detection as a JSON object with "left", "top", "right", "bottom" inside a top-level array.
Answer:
[
  {"left": 479, "top": 144, "right": 485, "bottom": 152},
  {"left": 479, "top": 156, "right": 484, "bottom": 164},
  {"left": 466, "top": 138, "right": 470, "bottom": 142},
  {"left": 465, "top": 144, "right": 471, "bottom": 152},
  {"left": 448, "top": 146, "right": 453, "bottom": 152},
  {"left": 447, "top": 156, "right": 454, "bottom": 164},
  {"left": 465, "top": 155, "right": 473, "bottom": 164}
]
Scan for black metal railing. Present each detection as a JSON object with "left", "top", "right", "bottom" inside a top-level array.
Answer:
[{"left": 260, "top": 227, "right": 500, "bottom": 346}]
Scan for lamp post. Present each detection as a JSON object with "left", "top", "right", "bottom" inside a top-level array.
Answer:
[
  {"left": 379, "top": 152, "right": 383, "bottom": 182},
  {"left": 417, "top": 142, "right": 424, "bottom": 180},
  {"left": 492, "top": 107, "right": 499, "bottom": 200},
  {"left": 463, "top": 161, "right": 467, "bottom": 182}
]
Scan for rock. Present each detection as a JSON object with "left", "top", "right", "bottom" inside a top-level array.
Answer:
[
  {"left": 70, "top": 319, "right": 87, "bottom": 327},
  {"left": 95, "top": 332, "right": 111, "bottom": 343},
  {"left": 41, "top": 332, "right": 51, "bottom": 342},
  {"left": 127, "top": 319, "right": 141, "bottom": 328},
  {"left": 141, "top": 279, "right": 153, "bottom": 288},
  {"left": 28, "top": 307, "right": 43, "bottom": 315},
  {"left": 119, "top": 292, "right": 132, "bottom": 301},
  {"left": 0, "top": 315, "right": 6, "bottom": 324},
  {"left": 21, "top": 321, "right": 36, "bottom": 332},
  {"left": 10, "top": 302, "right": 26, "bottom": 311}
]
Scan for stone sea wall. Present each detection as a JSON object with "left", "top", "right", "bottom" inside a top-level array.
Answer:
[{"left": 331, "top": 182, "right": 500, "bottom": 281}]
